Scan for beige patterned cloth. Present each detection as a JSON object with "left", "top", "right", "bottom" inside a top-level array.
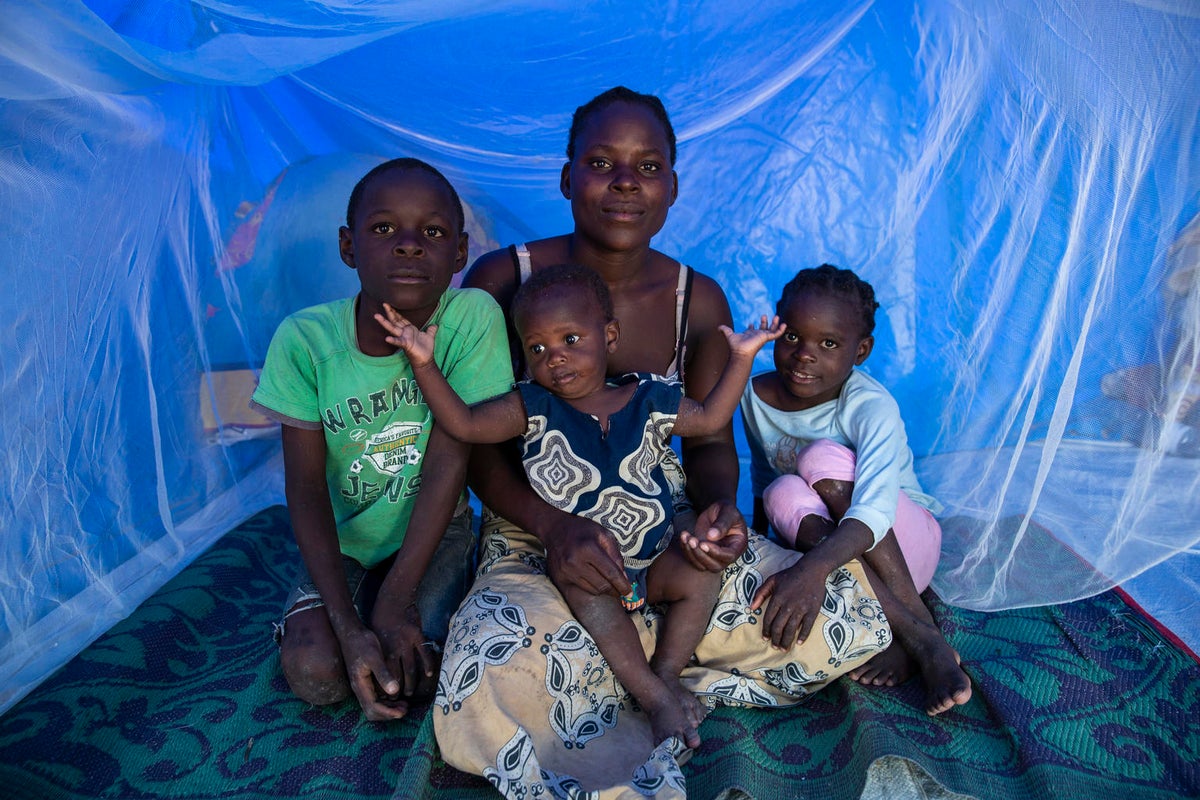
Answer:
[{"left": 434, "top": 514, "right": 891, "bottom": 799}]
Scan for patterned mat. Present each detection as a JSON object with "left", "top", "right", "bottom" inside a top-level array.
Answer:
[{"left": 1, "top": 506, "right": 1197, "bottom": 800}]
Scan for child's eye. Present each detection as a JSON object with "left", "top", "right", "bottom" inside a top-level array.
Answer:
[
  {"left": 529, "top": 344, "right": 545, "bottom": 355},
  {"left": 588, "top": 158, "right": 611, "bottom": 170},
  {"left": 372, "top": 223, "right": 394, "bottom": 235},
  {"left": 782, "top": 331, "right": 799, "bottom": 343},
  {"left": 822, "top": 339, "right": 838, "bottom": 349},
  {"left": 564, "top": 334, "right": 580, "bottom": 345},
  {"left": 423, "top": 226, "right": 445, "bottom": 238},
  {"left": 639, "top": 162, "right": 661, "bottom": 174}
]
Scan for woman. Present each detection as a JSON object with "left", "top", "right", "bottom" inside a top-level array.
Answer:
[{"left": 430, "top": 87, "right": 900, "bottom": 799}]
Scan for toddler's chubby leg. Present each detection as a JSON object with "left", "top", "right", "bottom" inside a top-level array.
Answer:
[
  {"left": 556, "top": 571, "right": 702, "bottom": 750},
  {"left": 643, "top": 541, "right": 722, "bottom": 746}
]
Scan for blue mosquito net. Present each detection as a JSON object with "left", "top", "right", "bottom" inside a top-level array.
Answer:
[{"left": 1, "top": 0, "right": 1197, "bottom": 713}]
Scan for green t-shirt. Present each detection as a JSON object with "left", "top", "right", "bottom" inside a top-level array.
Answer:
[{"left": 251, "top": 288, "right": 513, "bottom": 567}]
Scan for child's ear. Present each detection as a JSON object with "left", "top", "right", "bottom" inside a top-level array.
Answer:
[
  {"left": 669, "top": 170, "right": 678, "bottom": 207},
  {"left": 454, "top": 231, "right": 469, "bottom": 273},
  {"left": 605, "top": 319, "right": 620, "bottom": 352},
  {"left": 559, "top": 162, "right": 572, "bottom": 200},
  {"left": 338, "top": 226, "right": 355, "bottom": 268},
  {"left": 855, "top": 336, "right": 874, "bottom": 365}
]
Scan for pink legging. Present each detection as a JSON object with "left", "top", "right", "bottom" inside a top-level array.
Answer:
[{"left": 761, "top": 439, "right": 941, "bottom": 592}]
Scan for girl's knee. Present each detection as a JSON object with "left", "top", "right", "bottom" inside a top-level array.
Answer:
[{"left": 795, "top": 439, "right": 856, "bottom": 484}]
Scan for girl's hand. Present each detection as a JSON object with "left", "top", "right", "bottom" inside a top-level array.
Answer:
[
  {"left": 374, "top": 303, "right": 437, "bottom": 367},
  {"left": 720, "top": 315, "right": 784, "bottom": 358},
  {"left": 749, "top": 559, "right": 830, "bottom": 650}
]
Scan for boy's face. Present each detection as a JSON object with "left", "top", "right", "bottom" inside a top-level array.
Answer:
[
  {"left": 515, "top": 286, "right": 619, "bottom": 402},
  {"left": 339, "top": 167, "right": 467, "bottom": 330},
  {"left": 772, "top": 291, "right": 873, "bottom": 411}
]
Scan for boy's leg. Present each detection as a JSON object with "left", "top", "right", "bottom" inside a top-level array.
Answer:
[{"left": 276, "top": 558, "right": 371, "bottom": 706}]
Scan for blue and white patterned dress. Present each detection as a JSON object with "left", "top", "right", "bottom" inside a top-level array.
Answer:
[{"left": 518, "top": 373, "right": 685, "bottom": 593}]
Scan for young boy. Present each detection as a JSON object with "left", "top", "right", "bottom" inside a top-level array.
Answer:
[
  {"left": 375, "top": 263, "right": 782, "bottom": 747},
  {"left": 250, "top": 158, "right": 513, "bottom": 721}
]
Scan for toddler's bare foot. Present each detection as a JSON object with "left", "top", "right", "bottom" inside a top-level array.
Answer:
[
  {"left": 847, "top": 642, "right": 915, "bottom": 687},
  {"left": 643, "top": 685, "right": 702, "bottom": 750}
]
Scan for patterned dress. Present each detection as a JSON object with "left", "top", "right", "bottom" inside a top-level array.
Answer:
[{"left": 434, "top": 376, "right": 893, "bottom": 798}]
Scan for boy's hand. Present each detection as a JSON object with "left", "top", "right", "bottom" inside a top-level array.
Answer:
[
  {"left": 719, "top": 315, "right": 784, "bottom": 359},
  {"left": 749, "top": 559, "right": 829, "bottom": 650},
  {"left": 371, "top": 599, "right": 438, "bottom": 699},
  {"left": 676, "top": 502, "right": 749, "bottom": 572},
  {"left": 374, "top": 303, "right": 437, "bottom": 367},
  {"left": 337, "top": 625, "right": 409, "bottom": 721}
]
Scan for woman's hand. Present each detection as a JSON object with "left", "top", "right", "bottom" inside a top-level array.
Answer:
[
  {"left": 544, "top": 513, "right": 632, "bottom": 597},
  {"left": 749, "top": 559, "right": 832, "bottom": 649},
  {"left": 676, "top": 502, "right": 749, "bottom": 572}
]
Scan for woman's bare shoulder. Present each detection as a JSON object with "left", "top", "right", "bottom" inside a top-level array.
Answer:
[
  {"left": 463, "top": 246, "right": 516, "bottom": 296},
  {"left": 683, "top": 266, "right": 734, "bottom": 327}
]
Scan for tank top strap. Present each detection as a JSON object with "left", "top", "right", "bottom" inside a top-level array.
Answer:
[
  {"left": 669, "top": 264, "right": 694, "bottom": 381},
  {"left": 512, "top": 243, "right": 533, "bottom": 284}
]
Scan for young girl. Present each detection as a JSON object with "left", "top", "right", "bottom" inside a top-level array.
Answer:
[
  {"left": 741, "top": 263, "right": 971, "bottom": 715},
  {"left": 378, "top": 262, "right": 783, "bottom": 748}
]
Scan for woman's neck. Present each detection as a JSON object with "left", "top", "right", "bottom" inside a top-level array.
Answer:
[{"left": 565, "top": 233, "right": 656, "bottom": 288}]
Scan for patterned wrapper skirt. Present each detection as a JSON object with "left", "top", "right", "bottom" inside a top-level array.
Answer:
[{"left": 434, "top": 513, "right": 891, "bottom": 799}]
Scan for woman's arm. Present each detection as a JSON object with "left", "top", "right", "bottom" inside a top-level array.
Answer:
[{"left": 673, "top": 272, "right": 751, "bottom": 570}]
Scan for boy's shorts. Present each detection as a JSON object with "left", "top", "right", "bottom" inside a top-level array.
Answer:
[{"left": 274, "top": 508, "right": 475, "bottom": 647}]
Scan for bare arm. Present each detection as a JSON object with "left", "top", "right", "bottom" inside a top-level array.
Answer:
[
  {"left": 672, "top": 316, "right": 782, "bottom": 438},
  {"left": 375, "top": 304, "right": 527, "bottom": 443},
  {"left": 281, "top": 424, "right": 402, "bottom": 719},
  {"left": 371, "top": 424, "right": 469, "bottom": 692}
]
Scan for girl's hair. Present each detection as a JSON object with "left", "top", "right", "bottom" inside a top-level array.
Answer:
[
  {"left": 778, "top": 264, "right": 880, "bottom": 337},
  {"left": 345, "top": 157, "right": 464, "bottom": 231},
  {"left": 511, "top": 263, "right": 615, "bottom": 324},
  {"left": 566, "top": 86, "right": 677, "bottom": 166}
]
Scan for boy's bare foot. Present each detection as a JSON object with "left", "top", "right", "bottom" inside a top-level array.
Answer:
[{"left": 847, "top": 642, "right": 915, "bottom": 686}]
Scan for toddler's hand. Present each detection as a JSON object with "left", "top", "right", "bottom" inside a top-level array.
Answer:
[
  {"left": 720, "top": 315, "right": 784, "bottom": 358},
  {"left": 375, "top": 303, "right": 437, "bottom": 366}
]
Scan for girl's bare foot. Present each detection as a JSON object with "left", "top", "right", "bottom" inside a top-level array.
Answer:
[
  {"left": 847, "top": 641, "right": 915, "bottom": 686},
  {"left": 906, "top": 632, "right": 972, "bottom": 715}
]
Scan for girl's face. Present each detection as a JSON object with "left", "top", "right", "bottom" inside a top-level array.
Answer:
[
  {"left": 515, "top": 286, "right": 619, "bottom": 401},
  {"left": 560, "top": 101, "right": 678, "bottom": 254},
  {"left": 771, "top": 291, "right": 873, "bottom": 410}
]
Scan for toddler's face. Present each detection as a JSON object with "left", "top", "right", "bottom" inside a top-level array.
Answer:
[
  {"left": 516, "top": 286, "right": 618, "bottom": 402},
  {"left": 339, "top": 168, "right": 467, "bottom": 329},
  {"left": 771, "top": 291, "right": 873, "bottom": 410}
]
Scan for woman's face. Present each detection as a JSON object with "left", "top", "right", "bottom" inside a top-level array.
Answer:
[{"left": 560, "top": 101, "right": 678, "bottom": 254}]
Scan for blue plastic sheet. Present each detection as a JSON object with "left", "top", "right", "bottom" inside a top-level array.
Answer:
[{"left": 1, "top": 0, "right": 1197, "bottom": 713}]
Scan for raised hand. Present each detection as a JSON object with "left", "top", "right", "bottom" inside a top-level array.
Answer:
[
  {"left": 374, "top": 303, "right": 437, "bottom": 367},
  {"left": 719, "top": 315, "right": 784, "bottom": 359}
]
